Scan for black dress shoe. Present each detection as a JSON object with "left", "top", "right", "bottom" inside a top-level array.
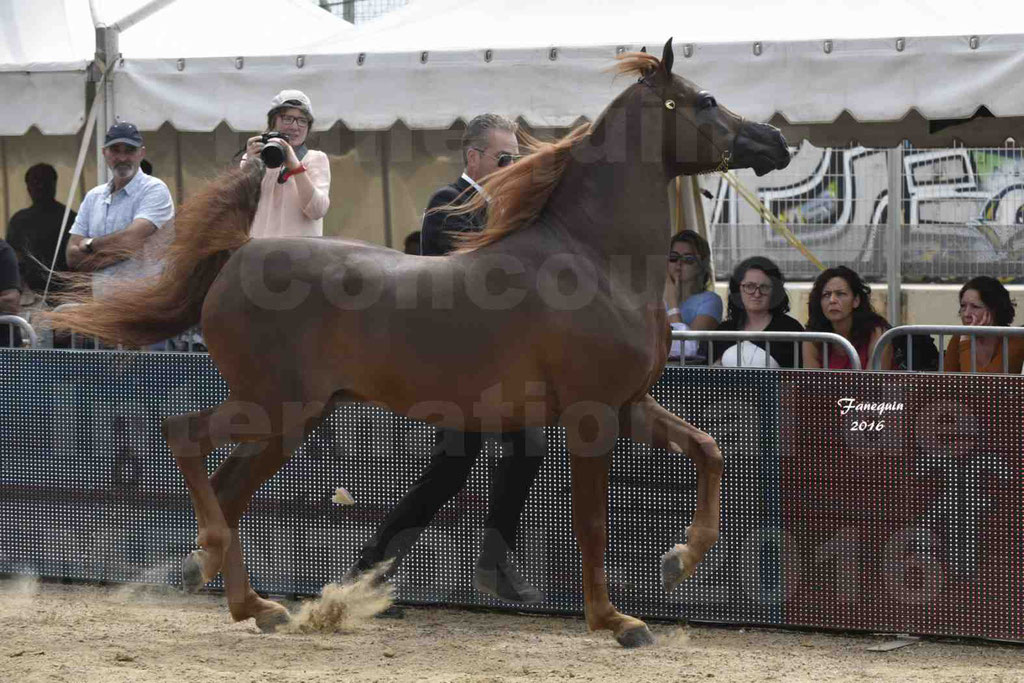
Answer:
[{"left": 474, "top": 559, "right": 543, "bottom": 604}]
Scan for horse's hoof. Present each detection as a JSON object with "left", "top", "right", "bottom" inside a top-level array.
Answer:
[
  {"left": 660, "top": 544, "right": 695, "bottom": 592},
  {"left": 255, "top": 608, "right": 292, "bottom": 634},
  {"left": 616, "top": 625, "right": 655, "bottom": 649},
  {"left": 181, "top": 551, "right": 208, "bottom": 593}
]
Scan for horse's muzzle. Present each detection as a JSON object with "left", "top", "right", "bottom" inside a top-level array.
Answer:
[{"left": 731, "top": 122, "right": 791, "bottom": 177}]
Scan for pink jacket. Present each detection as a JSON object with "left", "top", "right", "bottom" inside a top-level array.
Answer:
[{"left": 245, "top": 149, "right": 331, "bottom": 238}]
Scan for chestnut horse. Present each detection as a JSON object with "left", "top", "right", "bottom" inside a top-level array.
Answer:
[{"left": 47, "top": 39, "right": 790, "bottom": 648}]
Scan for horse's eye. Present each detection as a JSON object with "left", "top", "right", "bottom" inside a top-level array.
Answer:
[{"left": 699, "top": 93, "right": 717, "bottom": 110}]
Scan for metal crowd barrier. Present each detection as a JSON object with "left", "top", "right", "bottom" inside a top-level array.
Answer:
[
  {"left": 39, "top": 303, "right": 205, "bottom": 353},
  {"left": 670, "top": 330, "right": 861, "bottom": 370},
  {"left": 871, "top": 325, "right": 1024, "bottom": 373},
  {"left": 0, "top": 315, "right": 39, "bottom": 348}
]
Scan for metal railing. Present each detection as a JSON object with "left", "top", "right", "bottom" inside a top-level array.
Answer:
[
  {"left": 871, "top": 325, "right": 1024, "bottom": 373},
  {"left": 39, "top": 304, "right": 206, "bottom": 353},
  {"left": 670, "top": 330, "right": 861, "bottom": 370},
  {"left": 0, "top": 315, "right": 39, "bottom": 348}
]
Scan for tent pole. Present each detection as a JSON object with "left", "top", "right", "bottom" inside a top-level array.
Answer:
[
  {"left": 673, "top": 177, "right": 684, "bottom": 233},
  {"left": 677, "top": 175, "right": 717, "bottom": 287},
  {"left": 380, "top": 130, "right": 394, "bottom": 249},
  {"left": 1, "top": 138, "right": 9, "bottom": 229},
  {"left": 691, "top": 176, "right": 713, "bottom": 284},
  {"left": 93, "top": 0, "right": 177, "bottom": 184},
  {"left": 886, "top": 145, "right": 904, "bottom": 325},
  {"left": 93, "top": 26, "right": 118, "bottom": 185},
  {"left": 174, "top": 130, "right": 184, "bottom": 206},
  {"left": 109, "top": 0, "right": 178, "bottom": 32}
]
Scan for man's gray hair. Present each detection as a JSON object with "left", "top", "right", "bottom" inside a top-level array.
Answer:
[{"left": 462, "top": 114, "right": 518, "bottom": 165}]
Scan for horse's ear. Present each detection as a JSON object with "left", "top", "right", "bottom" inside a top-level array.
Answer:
[
  {"left": 640, "top": 46, "right": 647, "bottom": 53},
  {"left": 661, "top": 38, "right": 674, "bottom": 75}
]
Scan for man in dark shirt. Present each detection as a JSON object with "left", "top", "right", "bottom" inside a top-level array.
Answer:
[
  {"left": 0, "top": 239, "right": 23, "bottom": 346},
  {"left": 6, "top": 164, "right": 75, "bottom": 296},
  {"left": 350, "top": 114, "right": 545, "bottom": 606}
]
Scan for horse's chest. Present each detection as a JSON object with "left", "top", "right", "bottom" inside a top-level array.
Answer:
[{"left": 558, "top": 311, "right": 665, "bottom": 392}]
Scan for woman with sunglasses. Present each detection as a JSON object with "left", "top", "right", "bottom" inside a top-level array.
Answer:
[
  {"left": 712, "top": 256, "right": 804, "bottom": 368},
  {"left": 243, "top": 90, "right": 331, "bottom": 238},
  {"left": 664, "top": 230, "right": 723, "bottom": 359},
  {"left": 803, "top": 265, "right": 893, "bottom": 370},
  {"left": 943, "top": 276, "right": 1023, "bottom": 373}
]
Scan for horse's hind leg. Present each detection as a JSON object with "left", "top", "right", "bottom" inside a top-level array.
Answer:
[
  {"left": 163, "top": 406, "right": 238, "bottom": 592},
  {"left": 570, "top": 452, "right": 654, "bottom": 648},
  {"left": 623, "top": 395, "right": 723, "bottom": 591},
  {"left": 210, "top": 440, "right": 293, "bottom": 632},
  {"left": 212, "top": 394, "right": 346, "bottom": 631}
]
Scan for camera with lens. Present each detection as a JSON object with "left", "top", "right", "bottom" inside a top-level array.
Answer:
[{"left": 258, "top": 131, "right": 291, "bottom": 168}]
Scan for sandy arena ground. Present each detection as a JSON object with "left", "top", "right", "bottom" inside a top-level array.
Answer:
[{"left": 1, "top": 578, "right": 1021, "bottom": 683}]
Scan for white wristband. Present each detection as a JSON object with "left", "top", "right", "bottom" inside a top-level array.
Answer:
[{"left": 666, "top": 307, "right": 680, "bottom": 316}]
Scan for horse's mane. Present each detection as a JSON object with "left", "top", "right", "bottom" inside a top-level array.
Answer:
[{"left": 451, "top": 51, "right": 662, "bottom": 253}]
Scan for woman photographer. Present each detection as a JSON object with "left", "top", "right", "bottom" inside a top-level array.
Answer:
[{"left": 243, "top": 90, "right": 331, "bottom": 238}]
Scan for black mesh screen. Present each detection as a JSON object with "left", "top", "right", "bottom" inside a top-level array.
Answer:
[{"left": 1, "top": 349, "right": 1021, "bottom": 639}]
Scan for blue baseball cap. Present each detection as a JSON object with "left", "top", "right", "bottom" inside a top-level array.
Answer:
[{"left": 103, "top": 122, "right": 143, "bottom": 148}]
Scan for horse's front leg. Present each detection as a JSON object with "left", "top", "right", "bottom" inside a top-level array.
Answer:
[
  {"left": 623, "top": 394, "right": 723, "bottom": 590},
  {"left": 569, "top": 452, "right": 654, "bottom": 648}
]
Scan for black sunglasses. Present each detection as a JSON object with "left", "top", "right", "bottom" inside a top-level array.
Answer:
[
  {"left": 472, "top": 147, "right": 522, "bottom": 168},
  {"left": 668, "top": 252, "right": 699, "bottom": 264}
]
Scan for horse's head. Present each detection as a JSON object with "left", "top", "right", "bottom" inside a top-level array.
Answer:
[{"left": 633, "top": 39, "right": 791, "bottom": 177}]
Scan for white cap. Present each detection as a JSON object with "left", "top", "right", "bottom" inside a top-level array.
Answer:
[{"left": 269, "top": 89, "right": 314, "bottom": 119}]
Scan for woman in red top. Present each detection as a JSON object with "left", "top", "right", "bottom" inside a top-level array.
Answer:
[{"left": 803, "top": 266, "right": 893, "bottom": 370}]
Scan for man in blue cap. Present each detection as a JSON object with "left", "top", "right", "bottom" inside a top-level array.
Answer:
[{"left": 66, "top": 122, "right": 174, "bottom": 298}]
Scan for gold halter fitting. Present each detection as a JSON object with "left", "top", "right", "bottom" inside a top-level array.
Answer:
[
  {"left": 716, "top": 150, "right": 732, "bottom": 173},
  {"left": 665, "top": 99, "right": 676, "bottom": 110}
]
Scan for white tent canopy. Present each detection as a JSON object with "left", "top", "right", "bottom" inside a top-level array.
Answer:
[
  {"left": 0, "top": 0, "right": 94, "bottom": 135},
  {"left": 0, "top": 0, "right": 354, "bottom": 136},
  {"left": 6, "top": 0, "right": 1024, "bottom": 143},
  {"left": 109, "top": 0, "right": 1024, "bottom": 142},
  {"left": 96, "top": 0, "right": 354, "bottom": 59}
]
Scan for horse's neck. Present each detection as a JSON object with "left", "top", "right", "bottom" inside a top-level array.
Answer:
[
  {"left": 546, "top": 93, "right": 672, "bottom": 262},
  {"left": 547, "top": 154, "right": 670, "bottom": 262}
]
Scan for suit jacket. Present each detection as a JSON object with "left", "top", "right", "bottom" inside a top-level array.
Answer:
[
  {"left": 5, "top": 200, "right": 75, "bottom": 293},
  {"left": 420, "top": 176, "right": 485, "bottom": 256}
]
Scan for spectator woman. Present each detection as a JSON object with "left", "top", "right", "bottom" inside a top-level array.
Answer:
[
  {"left": 943, "top": 276, "right": 1023, "bottom": 373},
  {"left": 664, "top": 230, "right": 722, "bottom": 359},
  {"left": 803, "top": 265, "right": 892, "bottom": 370},
  {"left": 243, "top": 90, "right": 331, "bottom": 238},
  {"left": 713, "top": 256, "right": 803, "bottom": 368}
]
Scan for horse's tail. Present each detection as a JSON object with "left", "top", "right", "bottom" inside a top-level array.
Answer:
[{"left": 44, "top": 163, "right": 264, "bottom": 346}]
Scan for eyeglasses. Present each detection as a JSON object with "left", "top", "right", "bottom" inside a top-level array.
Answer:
[
  {"left": 668, "top": 252, "right": 699, "bottom": 264},
  {"left": 472, "top": 147, "right": 521, "bottom": 168},
  {"left": 740, "top": 282, "right": 773, "bottom": 296},
  {"left": 277, "top": 114, "right": 310, "bottom": 128}
]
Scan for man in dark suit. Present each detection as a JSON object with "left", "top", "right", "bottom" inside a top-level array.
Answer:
[
  {"left": 350, "top": 114, "right": 544, "bottom": 605},
  {"left": 6, "top": 164, "right": 75, "bottom": 296}
]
